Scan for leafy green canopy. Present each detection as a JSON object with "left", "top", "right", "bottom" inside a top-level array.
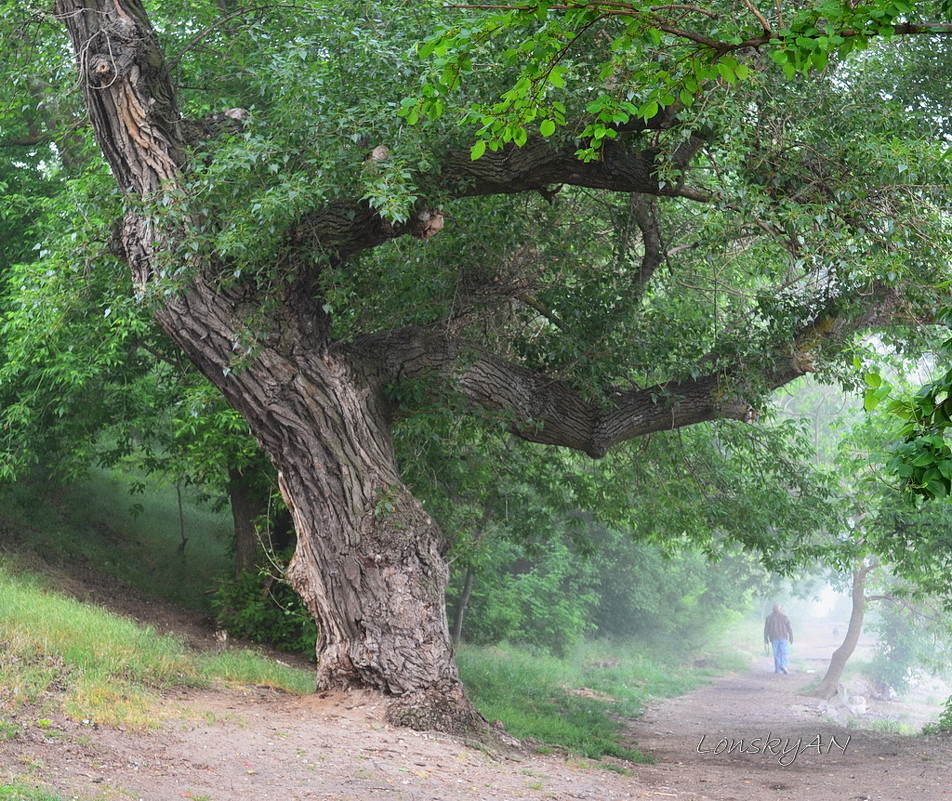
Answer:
[
  {"left": 870, "top": 358, "right": 952, "bottom": 500},
  {"left": 404, "top": 0, "right": 952, "bottom": 160},
  {"left": 822, "top": 375, "right": 952, "bottom": 606},
  {"left": 864, "top": 312, "right": 952, "bottom": 504},
  {"left": 0, "top": 162, "right": 258, "bottom": 487},
  {"left": 0, "top": 0, "right": 948, "bottom": 590},
  {"left": 399, "top": 403, "right": 827, "bottom": 654},
  {"left": 396, "top": 3, "right": 952, "bottom": 407},
  {"left": 399, "top": 403, "right": 840, "bottom": 574}
]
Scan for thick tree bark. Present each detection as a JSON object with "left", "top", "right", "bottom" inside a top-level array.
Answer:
[
  {"left": 140, "top": 269, "right": 486, "bottom": 731},
  {"left": 804, "top": 564, "right": 872, "bottom": 700},
  {"left": 356, "top": 324, "right": 827, "bottom": 457},
  {"left": 52, "top": 0, "right": 475, "bottom": 728}
]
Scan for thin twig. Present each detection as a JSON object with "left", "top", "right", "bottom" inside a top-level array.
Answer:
[
  {"left": 742, "top": 0, "right": 772, "bottom": 34},
  {"left": 167, "top": 4, "right": 317, "bottom": 71}
]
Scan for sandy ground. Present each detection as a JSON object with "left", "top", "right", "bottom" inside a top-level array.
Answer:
[{"left": 2, "top": 572, "right": 951, "bottom": 800}]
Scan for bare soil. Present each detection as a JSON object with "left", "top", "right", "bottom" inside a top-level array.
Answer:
[{"left": 2, "top": 568, "right": 951, "bottom": 801}]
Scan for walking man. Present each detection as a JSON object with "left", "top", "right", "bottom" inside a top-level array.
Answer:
[{"left": 764, "top": 604, "right": 794, "bottom": 674}]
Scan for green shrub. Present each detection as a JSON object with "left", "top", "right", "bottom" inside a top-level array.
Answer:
[
  {"left": 868, "top": 602, "right": 937, "bottom": 694},
  {"left": 211, "top": 569, "right": 317, "bottom": 655},
  {"left": 923, "top": 695, "right": 952, "bottom": 734},
  {"left": 453, "top": 538, "right": 597, "bottom": 657}
]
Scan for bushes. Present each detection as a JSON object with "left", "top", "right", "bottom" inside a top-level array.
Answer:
[
  {"left": 211, "top": 569, "right": 317, "bottom": 655},
  {"left": 450, "top": 537, "right": 598, "bottom": 657},
  {"left": 450, "top": 525, "right": 768, "bottom": 658},
  {"left": 869, "top": 600, "right": 952, "bottom": 695},
  {"left": 923, "top": 696, "right": 952, "bottom": 734},
  {"left": 592, "top": 538, "right": 766, "bottom": 647}
]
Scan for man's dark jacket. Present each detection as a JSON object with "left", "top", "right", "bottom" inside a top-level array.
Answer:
[{"left": 764, "top": 611, "right": 794, "bottom": 644}]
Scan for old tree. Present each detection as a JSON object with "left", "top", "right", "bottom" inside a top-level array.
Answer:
[{"left": 7, "top": 0, "right": 951, "bottom": 729}]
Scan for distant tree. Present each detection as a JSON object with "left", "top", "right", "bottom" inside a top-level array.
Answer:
[{"left": 801, "top": 383, "right": 952, "bottom": 700}]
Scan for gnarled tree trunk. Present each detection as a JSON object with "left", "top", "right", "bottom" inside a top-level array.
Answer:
[
  {"left": 54, "top": 0, "right": 481, "bottom": 732},
  {"left": 145, "top": 274, "right": 482, "bottom": 730}
]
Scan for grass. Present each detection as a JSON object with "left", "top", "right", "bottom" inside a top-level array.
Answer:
[
  {"left": 0, "top": 468, "right": 232, "bottom": 610},
  {"left": 862, "top": 718, "right": 917, "bottom": 734},
  {"left": 0, "top": 781, "right": 65, "bottom": 801},
  {"left": 458, "top": 638, "right": 747, "bottom": 763},
  {"left": 0, "top": 560, "right": 313, "bottom": 728},
  {"left": 0, "top": 470, "right": 750, "bottom": 764},
  {"left": 0, "top": 542, "right": 747, "bottom": 761}
]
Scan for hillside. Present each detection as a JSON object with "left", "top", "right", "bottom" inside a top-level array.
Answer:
[{"left": 2, "top": 476, "right": 950, "bottom": 800}]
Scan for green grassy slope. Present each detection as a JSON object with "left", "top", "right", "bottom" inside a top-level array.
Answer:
[
  {"left": 0, "top": 468, "right": 750, "bottom": 766},
  {"left": 0, "top": 469, "right": 232, "bottom": 609}
]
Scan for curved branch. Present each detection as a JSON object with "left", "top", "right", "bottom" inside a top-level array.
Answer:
[
  {"left": 352, "top": 326, "right": 783, "bottom": 458},
  {"left": 356, "top": 282, "right": 910, "bottom": 458},
  {"left": 443, "top": 136, "right": 710, "bottom": 200},
  {"left": 292, "top": 134, "right": 710, "bottom": 264}
]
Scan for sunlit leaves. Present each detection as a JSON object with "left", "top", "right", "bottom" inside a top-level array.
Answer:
[
  {"left": 863, "top": 370, "right": 891, "bottom": 413},
  {"left": 881, "top": 365, "right": 952, "bottom": 499},
  {"left": 406, "top": 0, "right": 950, "bottom": 158}
]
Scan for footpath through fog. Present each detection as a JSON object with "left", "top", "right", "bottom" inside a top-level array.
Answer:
[
  {"left": 3, "top": 578, "right": 950, "bottom": 801},
  {"left": 623, "top": 618, "right": 952, "bottom": 801}
]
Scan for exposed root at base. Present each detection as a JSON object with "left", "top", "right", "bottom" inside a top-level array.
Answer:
[{"left": 385, "top": 682, "right": 520, "bottom": 750}]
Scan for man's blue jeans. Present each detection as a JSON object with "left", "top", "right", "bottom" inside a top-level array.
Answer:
[{"left": 771, "top": 639, "right": 790, "bottom": 673}]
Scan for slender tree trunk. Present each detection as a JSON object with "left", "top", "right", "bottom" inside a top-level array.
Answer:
[
  {"left": 804, "top": 563, "right": 871, "bottom": 700},
  {"left": 452, "top": 567, "right": 475, "bottom": 645},
  {"left": 229, "top": 467, "right": 267, "bottom": 577},
  {"left": 175, "top": 483, "right": 188, "bottom": 557}
]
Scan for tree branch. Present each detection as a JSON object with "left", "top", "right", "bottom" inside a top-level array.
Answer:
[
  {"left": 442, "top": 136, "right": 710, "bottom": 201},
  {"left": 353, "top": 325, "right": 780, "bottom": 458},
  {"left": 628, "top": 193, "right": 665, "bottom": 297},
  {"left": 355, "top": 281, "right": 910, "bottom": 458},
  {"left": 290, "top": 134, "right": 710, "bottom": 264}
]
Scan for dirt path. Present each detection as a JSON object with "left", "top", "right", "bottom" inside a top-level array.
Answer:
[
  {"left": 5, "top": 643, "right": 950, "bottom": 801},
  {"left": 625, "top": 629, "right": 952, "bottom": 801},
  {"left": 2, "top": 569, "right": 951, "bottom": 800},
  {"left": 4, "top": 686, "right": 659, "bottom": 801}
]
